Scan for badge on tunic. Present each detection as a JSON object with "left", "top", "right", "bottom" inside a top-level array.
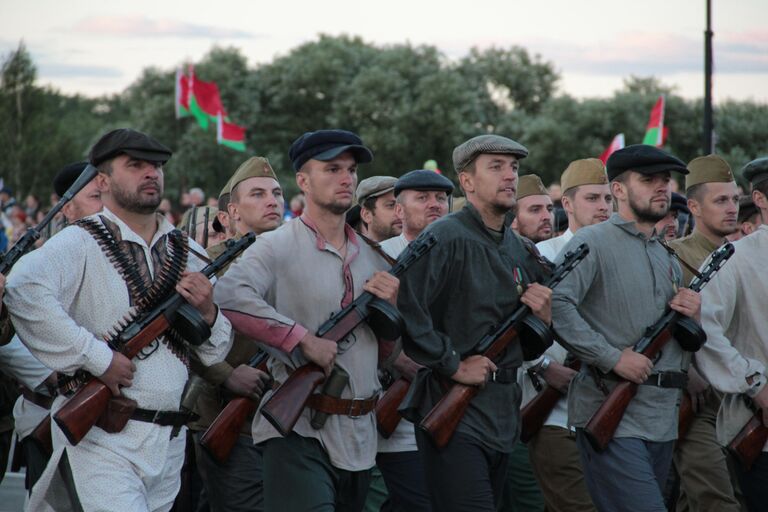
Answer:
[{"left": 513, "top": 267, "right": 524, "bottom": 296}]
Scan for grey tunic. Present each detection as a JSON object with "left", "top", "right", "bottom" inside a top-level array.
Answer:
[
  {"left": 552, "top": 213, "right": 685, "bottom": 442},
  {"left": 398, "top": 203, "right": 549, "bottom": 453}
]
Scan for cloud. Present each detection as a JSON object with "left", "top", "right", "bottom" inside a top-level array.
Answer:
[
  {"left": 38, "top": 63, "right": 123, "bottom": 79},
  {"left": 71, "top": 16, "right": 257, "bottom": 39}
]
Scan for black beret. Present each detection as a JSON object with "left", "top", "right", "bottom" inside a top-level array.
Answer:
[
  {"left": 670, "top": 192, "right": 690, "bottom": 215},
  {"left": 737, "top": 196, "right": 759, "bottom": 224},
  {"left": 394, "top": 170, "right": 455, "bottom": 197},
  {"left": 742, "top": 157, "right": 768, "bottom": 186},
  {"left": 289, "top": 129, "right": 373, "bottom": 172},
  {"left": 53, "top": 161, "right": 89, "bottom": 197},
  {"left": 89, "top": 128, "right": 172, "bottom": 167},
  {"left": 606, "top": 144, "right": 688, "bottom": 181}
]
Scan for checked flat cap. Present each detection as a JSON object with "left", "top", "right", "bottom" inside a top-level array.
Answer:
[{"left": 453, "top": 135, "right": 528, "bottom": 173}]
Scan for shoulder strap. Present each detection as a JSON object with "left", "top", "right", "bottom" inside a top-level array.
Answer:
[
  {"left": 356, "top": 231, "right": 397, "bottom": 266},
  {"left": 659, "top": 239, "right": 702, "bottom": 281}
]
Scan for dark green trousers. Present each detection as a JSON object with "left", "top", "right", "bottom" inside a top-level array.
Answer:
[{"left": 263, "top": 433, "right": 371, "bottom": 512}]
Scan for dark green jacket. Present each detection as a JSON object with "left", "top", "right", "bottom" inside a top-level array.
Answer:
[{"left": 398, "top": 202, "right": 549, "bottom": 452}]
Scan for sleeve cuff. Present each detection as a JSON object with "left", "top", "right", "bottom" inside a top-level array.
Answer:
[
  {"left": 434, "top": 349, "right": 461, "bottom": 378},
  {"left": 281, "top": 323, "right": 308, "bottom": 353},
  {"left": 595, "top": 347, "right": 623, "bottom": 374},
  {"left": 83, "top": 341, "right": 114, "bottom": 377}
]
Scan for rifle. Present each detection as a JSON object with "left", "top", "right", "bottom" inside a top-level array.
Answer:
[
  {"left": 0, "top": 164, "right": 98, "bottom": 275},
  {"left": 375, "top": 376, "right": 411, "bottom": 438},
  {"left": 53, "top": 233, "right": 257, "bottom": 446},
  {"left": 419, "top": 243, "right": 590, "bottom": 449},
  {"left": 728, "top": 412, "right": 767, "bottom": 471},
  {"left": 199, "top": 350, "right": 270, "bottom": 464},
  {"left": 259, "top": 232, "right": 437, "bottom": 437},
  {"left": 583, "top": 243, "right": 735, "bottom": 452},
  {"left": 677, "top": 391, "right": 695, "bottom": 440},
  {"left": 519, "top": 359, "right": 581, "bottom": 443}
]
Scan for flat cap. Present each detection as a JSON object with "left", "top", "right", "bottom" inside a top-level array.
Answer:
[
  {"left": 742, "top": 157, "right": 768, "bottom": 186},
  {"left": 356, "top": 176, "right": 397, "bottom": 206},
  {"left": 670, "top": 192, "right": 690, "bottom": 215},
  {"left": 289, "top": 129, "right": 373, "bottom": 172},
  {"left": 685, "top": 155, "right": 734, "bottom": 190},
  {"left": 560, "top": 158, "right": 608, "bottom": 193},
  {"left": 453, "top": 134, "right": 528, "bottom": 173},
  {"left": 606, "top": 144, "right": 688, "bottom": 181},
  {"left": 229, "top": 157, "right": 279, "bottom": 195},
  {"left": 53, "top": 161, "right": 89, "bottom": 197},
  {"left": 89, "top": 128, "right": 172, "bottom": 167},
  {"left": 738, "top": 196, "right": 759, "bottom": 224},
  {"left": 517, "top": 175, "right": 549, "bottom": 200},
  {"left": 394, "top": 170, "right": 454, "bottom": 197}
]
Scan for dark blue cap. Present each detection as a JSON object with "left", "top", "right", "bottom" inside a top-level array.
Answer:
[
  {"left": 289, "top": 129, "right": 373, "bottom": 172},
  {"left": 670, "top": 192, "right": 690, "bottom": 215},
  {"left": 394, "top": 169, "right": 454, "bottom": 197},
  {"left": 606, "top": 144, "right": 688, "bottom": 181},
  {"left": 54, "top": 161, "right": 89, "bottom": 197}
]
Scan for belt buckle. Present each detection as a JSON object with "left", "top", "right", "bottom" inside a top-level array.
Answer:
[
  {"left": 348, "top": 398, "right": 365, "bottom": 419},
  {"left": 651, "top": 373, "right": 663, "bottom": 387},
  {"left": 490, "top": 370, "right": 498, "bottom": 383},
  {"left": 152, "top": 410, "right": 163, "bottom": 423}
]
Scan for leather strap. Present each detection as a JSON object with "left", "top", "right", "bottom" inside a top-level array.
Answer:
[
  {"left": 603, "top": 371, "right": 688, "bottom": 389},
  {"left": 306, "top": 394, "right": 378, "bottom": 418},
  {"left": 21, "top": 387, "right": 54, "bottom": 409},
  {"left": 131, "top": 407, "right": 197, "bottom": 427},
  {"left": 489, "top": 367, "right": 518, "bottom": 384}
]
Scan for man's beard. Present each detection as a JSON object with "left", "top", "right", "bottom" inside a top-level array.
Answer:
[
  {"left": 113, "top": 183, "right": 162, "bottom": 214},
  {"left": 628, "top": 191, "right": 668, "bottom": 224}
]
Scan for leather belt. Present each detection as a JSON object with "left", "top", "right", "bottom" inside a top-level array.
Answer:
[
  {"left": 306, "top": 394, "right": 378, "bottom": 418},
  {"left": 21, "top": 387, "right": 54, "bottom": 409},
  {"left": 603, "top": 371, "right": 688, "bottom": 389},
  {"left": 131, "top": 408, "right": 197, "bottom": 427},
  {"left": 489, "top": 367, "right": 518, "bottom": 384}
]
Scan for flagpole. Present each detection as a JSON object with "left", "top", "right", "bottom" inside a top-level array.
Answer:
[{"left": 703, "top": 0, "right": 714, "bottom": 154}]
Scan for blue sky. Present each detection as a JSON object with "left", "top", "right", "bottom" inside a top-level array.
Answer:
[{"left": 1, "top": 0, "right": 766, "bottom": 102}]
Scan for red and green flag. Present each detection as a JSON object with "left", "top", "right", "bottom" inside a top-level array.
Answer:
[
  {"left": 179, "top": 66, "right": 227, "bottom": 130},
  {"left": 174, "top": 68, "right": 190, "bottom": 118},
  {"left": 599, "top": 133, "right": 625, "bottom": 163},
  {"left": 217, "top": 112, "right": 246, "bottom": 152},
  {"left": 642, "top": 95, "right": 666, "bottom": 146}
]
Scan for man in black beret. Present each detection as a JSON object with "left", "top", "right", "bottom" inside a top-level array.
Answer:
[
  {"left": 551, "top": 144, "right": 701, "bottom": 511},
  {"left": 380, "top": 169, "right": 453, "bottom": 257},
  {"left": 743, "top": 157, "right": 768, "bottom": 224},
  {"left": 215, "top": 129, "right": 399, "bottom": 512},
  {"left": 5, "top": 128, "right": 233, "bottom": 510}
]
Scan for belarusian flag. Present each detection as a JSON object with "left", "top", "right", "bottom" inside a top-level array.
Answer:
[
  {"left": 599, "top": 133, "right": 625, "bottom": 163},
  {"left": 188, "top": 67, "right": 227, "bottom": 131},
  {"left": 175, "top": 68, "right": 190, "bottom": 118},
  {"left": 642, "top": 95, "right": 665, "bottom": 146},
  {"left": 217, "top": 112, "right": 246, "bottom": 151}
]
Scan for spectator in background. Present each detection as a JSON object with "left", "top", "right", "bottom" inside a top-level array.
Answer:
[
  {"left": 24, "top": 194, "right": 41, "bottom": 220},
  {"left": 0, "top": 187, "right": 17, "bottom": 216},
  {"left": 188, "top": 187, "right": 206, "bottom": 207},
  {"left": 548, "top": 182, "right": 563, "bottom": 206},
  {"left": 284, "top": 193, "right": 305, "bottom": 221}
]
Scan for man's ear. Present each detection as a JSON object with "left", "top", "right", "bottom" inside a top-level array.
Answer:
[
  {"left": 360, "top": 207, "right": 373, "bottom": 226},
  {"left": 95, "top": 172, "right": 110, "bottom": 193},
  {"left": 228, "top": 202, "right": 240, "bottom": 223},
  {"left": 458, "top": 171, "right": 474, "bottom": 195}
]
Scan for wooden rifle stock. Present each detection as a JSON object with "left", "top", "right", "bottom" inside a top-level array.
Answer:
[
  {"left": 728, "top": 412, "right": 768, "bottom": 471},
  {"left": 259, "top": 233, "right": 437, "bottom": 437},
  {"left": 520, "top": 359, "right": 581, "bottom": 443},
  {"left": 584, "top": 243, "right": 734, "bottom": 452},
  {"left": 30, "top": 415, "right": 53, "bottom": 456},
  {"left": 376, "top": 377, "right": 411, "bottom": 438},
  {"left": 419, "top": 244, "right": 590, "bottom": 449},
  {"left": 53, "top": 233, "right": 257, "bottom": 446},
  {"left": 200, "top": 352, "right": 270, "bottom": 463}
]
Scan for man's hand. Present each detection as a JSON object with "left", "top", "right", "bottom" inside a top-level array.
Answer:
[
  {"left": 98, "top": 352, "right": 136, "bottom": 396},
  {"left": 224, "top": 365, "right": 271, "bottom": 400},
  {"left": 363, "top": 272, "right": 400, "bottom": 306},
  {"left": 521, "top": 283, "right": 552, "bottom": 325},
  {"left": 176, "top": 271, "right": 217, "bottom": 325},
  {"left": 298, "top": 333, "right": 337, "bottom": 376},
  {"left": 686, "top": 365, "right": 710, "bottom": 413},
  {"left": 541, "top": 361, "right": 578, "bottom": 393},
  {"left": 752, "top": 383, "right": 768, "bottom": 426},
  {"left": 451, "top": 355, "right": 497, "bottom": 387},
  {"left": 613, "top": 347, "right": 653, "bottom": 384},
  {"left": 669, "top": 288, "right": 701, "bottom": 322}
]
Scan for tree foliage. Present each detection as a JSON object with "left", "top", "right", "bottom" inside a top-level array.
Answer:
[{"left": 1, "top": 36, "right": 766, "bottom": 201}]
